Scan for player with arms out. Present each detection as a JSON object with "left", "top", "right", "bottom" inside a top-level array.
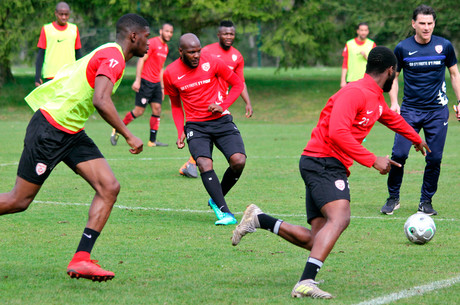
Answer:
[
  {"left": 178, "top": 20, "right": 253, "bottom": 179},
  {"left": 232, "top": 47, "right": 429, "bottom": 298},
  {"left": 111, "top": 23, "right": 174, "bottom": 147},
  {"left": 380, "top": 5, "right": 460, "bottom": 216},
  {"left": 164, "top": 33, "right": 245, "bottom": 225},
  {"left": 35, "top": 2, "right": 82, "bottom": 86},
  {"left": 0, "top": 14, "right": 150, "bottom": 282}
]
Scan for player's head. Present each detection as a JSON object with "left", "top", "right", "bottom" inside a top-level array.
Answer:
[
  {"left": 366, "top": 46, "right": 397, "bottom": 92},
  {"left": 160, "top": 23, "right": 174, "bottom": 42},
  {"left": 55, "top": 2, "right": 70, "bottom": 26},
  {"left": 179, "top": 33, "right": 201, "bottom": 68},
  {"left": 217, "top": 20, "right": 236, "bottom": 50},
  {"left": 356, "top": 22, "right": 369, "bottom": 41},
  {"left": 412, "top": 5, "right": 436, "bottom": 43},
  {"left": 116, "top": 14, "right": 150, "bottom": 58}
]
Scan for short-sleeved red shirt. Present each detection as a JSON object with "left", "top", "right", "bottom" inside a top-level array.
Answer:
[
  {"left": 141, "top": 36, "right": 168, "bottom": 83},
  {"left": 202, "top": 42, "right": 244, "bottom": 96},
  {"left": 164, "top": 53, "right": 234, "bottom": 122},
  {"left": 86, "top": 46, "right": 125, "bottom": 88}
]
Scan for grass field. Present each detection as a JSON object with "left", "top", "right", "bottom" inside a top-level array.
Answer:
[{"left": 0, "top": 68, "right": 459, "bottom": 304}]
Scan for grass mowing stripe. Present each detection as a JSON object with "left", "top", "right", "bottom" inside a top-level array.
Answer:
[
  {"left": 354, "top": 275, "right": 460, "bottom": 305},
  {"left": 33, "top": 200, "right": 458, "bottom": 222}
]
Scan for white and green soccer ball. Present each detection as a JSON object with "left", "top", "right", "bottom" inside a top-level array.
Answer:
[{"left": 404, "top": 213, "right": 436, "bottom": 244}]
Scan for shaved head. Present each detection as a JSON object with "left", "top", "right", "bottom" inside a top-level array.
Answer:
[
  {"left": 179, "top": 33, "right": 201, "bottom": 49},
  {"left": 56, "top": 2, "right": 69, "bottom": 11}
]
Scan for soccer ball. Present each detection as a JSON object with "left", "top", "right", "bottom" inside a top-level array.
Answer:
[{"left": 404, "top": 213, "right": 436, "bottom": 244}]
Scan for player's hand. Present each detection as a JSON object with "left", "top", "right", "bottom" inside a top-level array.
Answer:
[
  {"left": 390, "top": 103, "right": 401, "bottom": 114},
  {"left": 340, "top": 80, "right": 347, "bottom": 88},
  {"left": 126, "top": 135, "right": 143, "bottom": 154},
  {"left": 208, "top": 103, "right": 223, "bottom": 114},
  {"left": 454, "top": 104, "right": 460, "bottom": 121},
  {"left": 176, "top": 132, "right": 186, "bottom": 149},
  {"left": 373, "top": 155, "right": 401, "bottom": 175},
  {"left": 413, "top": 140, "right": 430, "bottom": 156},
  {"left": 131, "top": 80, "right": 141, "bottom": 93},
  {"left": 245, "top": 103, "right": 253, "bottom": 118}
]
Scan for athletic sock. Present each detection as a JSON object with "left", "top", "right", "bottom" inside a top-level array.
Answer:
[
  {"left": 257, "top": 214, "right": 283, "bottom": 234},
  {"left": 75, "top": 227, "right": 100, "bottom": 254},
  {"left": 150, "top": 115, "right": 160, "bottom": 142},
  {"left": 200, "top": 170, "right": 231, "bottom": 213},
  {"left": 220, "top": 167, "right": 242, "bottom": 196},
  {"left": 123, "top": 111, "right": 136, "bottom": 125},
  {"left": 300, "top": 257, "right": 323, "bottom": 281}
]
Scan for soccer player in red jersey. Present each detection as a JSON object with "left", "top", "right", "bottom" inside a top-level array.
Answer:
[
  {"left": 164, "top": 33, "right": 245, "bottom": 225},
  {"left": 111, "top": 23, "right": 174, "bottom": 147},
  {"left": 179, "top": 20, "right": 253, "bottom": 179},
  {"left": 35, "top": 2, "right": 82, "bottom": 87},
  {"left": 0, "top": 14, "right": 150, "bottom": 282},
  {"left": 232, "top": 47, "right": 430, "bottom": 298}
]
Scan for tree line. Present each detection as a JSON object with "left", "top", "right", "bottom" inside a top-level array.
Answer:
[{"left": 1, "top": 0, "right": 459, "bottom": 87}]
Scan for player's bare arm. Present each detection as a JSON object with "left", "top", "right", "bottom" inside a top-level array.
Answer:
[
  {"left": 389, "top": 72, "right": 401, "bottom": 113},
  {"left": 241, "top": 84, "right": 253, "bottom": 118},
  {"left": 132, "top": 54, "right": 147, "bottom": 92},
  {"left": 93, "top": 75, "right": 143, "bottom": 154},
  {"left": 448, "top": 64, "right": 460, "bottom": 121}
]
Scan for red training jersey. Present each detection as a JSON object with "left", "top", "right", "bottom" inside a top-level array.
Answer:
[
  {"left": 141, "top": 36, "right": 169, "bottom": 83},
  {"left": 303, "top": 74, "right": 422, "bottom": 176},
  {"left": 342, "top": 38, "right": 376, "bottom": 69},
  {"left": 85, "top": 46, "right": 125, "bottom": 89},
  {"left": 37, "top": 21, "right": 82, "bottom": 50},
  {"left": 202, "top": 42, "right": 245, "bottom": 98}
]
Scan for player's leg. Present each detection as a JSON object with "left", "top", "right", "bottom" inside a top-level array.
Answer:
[
  {"left": 383, "top": 109, "right": 421, "bottom": 214},
  {"left": 214, "top": 117, "right": 246, "bottom": 196},
  {"left": 0, "top": 177, "right": 41, "bottom": 214},
  {"left": 110, "top": 82, "right": 148, "bottom": 146},
  {"left": 418, "top": 107, "right": 448, "bottom": 215},
  {"left": 65, "top": 135, "right": 117, "bottom": 281},
  {"left": 147, "top": 83, "right": 168, "bottom": 147}
]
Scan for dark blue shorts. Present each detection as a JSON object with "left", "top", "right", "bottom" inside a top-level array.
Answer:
[
  {"left": 184, "top": 115, "right": 246, "bottom": 161},
  {"left": 17, "top": 110, "right": 104, "bottom": 185},
  {"left": 299, "top": 155, "right": 350, "bottom": 224},
  {"left": 135, "top": 78, "right": 162, "bottom": 107}
]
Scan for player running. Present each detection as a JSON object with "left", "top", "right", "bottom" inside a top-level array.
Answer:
[
  {"left": 232, "top": 47, "right": 429, "bottom": 298},
  {"left": 0, "top": 14, "right": 150, "bottom": 282}
]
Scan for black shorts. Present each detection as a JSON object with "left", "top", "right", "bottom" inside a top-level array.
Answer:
[
  {"left": 299, "top": 155, "right": 350, "bottom": 224},
  {"left": 135, "top": 78, "right": 162, "bottom": 107},
  {"left": 17, "top": 110, "right": 104, "bottom": 185},
  {"left": 184, "top": 115, "right": 246, "bottom": 161}
]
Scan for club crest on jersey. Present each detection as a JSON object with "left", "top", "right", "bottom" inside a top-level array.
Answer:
[
  {"left": 232, "top": 54, "right": 237, "bottom": 62},
  {"left": 202, "top": 62, "right": 210, "bottom": 72},
  {"left": 435, "top": 45, "right": 443, "bottom": 54},
  {"left": 335, "top": 179, "right": 345, "bottom": 191},
  {"left": 36, "top": 163, "right": 47, "bottom": 176}
]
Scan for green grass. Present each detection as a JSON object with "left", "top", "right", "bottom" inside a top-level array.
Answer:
[{"left": 0, "top": 68, "right": 459, "bottom": 304}]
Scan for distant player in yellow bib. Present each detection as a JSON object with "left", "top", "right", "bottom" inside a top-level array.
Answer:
[
  {"left": 340, "top": 22, "right": 376, "bottom": 87},
  {"left": 35, "top": 2, "right": 82, "bottom": 86}
]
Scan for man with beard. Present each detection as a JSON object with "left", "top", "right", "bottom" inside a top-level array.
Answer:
[
  {"left": 164, "top": 33, "right": 245, "bottom": 226},
  {"left": 111, "top": 23, "right": 174, "bottom": 147},
  {"left": 232, "top": 47, "right": 429, "bottom": 299},
  {"left": 380, "top": 5, "right": 460, "bottom": 216}
]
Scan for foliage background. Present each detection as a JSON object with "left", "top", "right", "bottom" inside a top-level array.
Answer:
[{"left": 1, "top": 0, "right": 460, "bottom": 86}]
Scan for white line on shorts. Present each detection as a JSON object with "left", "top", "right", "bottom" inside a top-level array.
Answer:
[
  {"left": 32, "top": 200, "right": 458, "bottom": 222},
  {"left": 353, "top": 275, "right": 460, "bottom": 305}
]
